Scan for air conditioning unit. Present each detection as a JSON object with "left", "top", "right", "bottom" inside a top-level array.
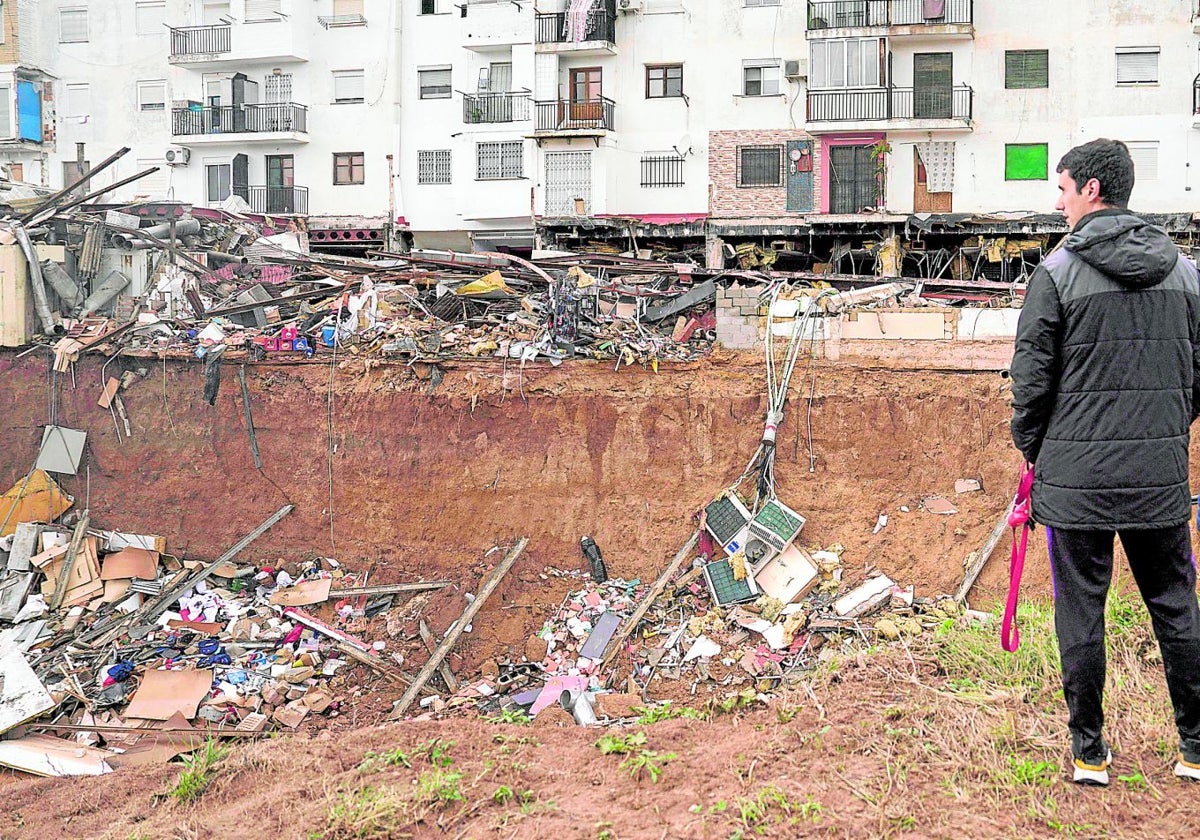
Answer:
[
  {"left": 164, "top": 147, "right": 191, "bottom": 166},
  {"left": 617, "top": 0, "right": 642, "bottom": 12},
  {"left": 784, "top": 58, "right": 808, "bottom": 80}
]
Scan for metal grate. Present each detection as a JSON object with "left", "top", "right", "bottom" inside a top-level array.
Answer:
[
  {"left": 703, "top": 558, "right": 758, "bottom": 606},
  {"left": 418, "top": 149, "right": 452, "bottom": 185},
  {"left": 749, "top": 499, "right": 805, "bottom": 552},
  {"left": 737, "top": 145, "right": 783, "bottom": 187},
  {"left": 640, "top": 154, "right": 684, "bottom": 188},
  {"left": 704, "top": 495, "right": 751, "bottom": 546},
  {"left": 476, "top": 140, "right": 523, "bottom": 180}
]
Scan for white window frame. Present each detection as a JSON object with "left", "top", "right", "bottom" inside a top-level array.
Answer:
[
  {"left": 137, "top": 80, "right": 168, "bottom": 112},
  {"left": 419, "top": 67, "right": 453, "bottom": 100},
  {"left": 1126, "top": 140, "right": 1159, "bottom": 181},
  {"left": 64, "top": 82, "right": 90, "bottom": 118},
  {"left": 205, "top": 160, "right": 233, "bottom": 203},
  {"left": 742, "top": 60, "right": 781, "bottom": 97},
  {"left": 59, "top": 7, "right": 89, "bottom": 43},
  {"left": 476, "top": 140, "right": 523, "bottom": 180},
  {"left": 418, "top": 149, "right": 452, "bottom": 185},
  {"left": 745, "top": 0, "right": 781, "bottom": 6},
  {"left": 244, "top": 0, "right": 284, "bottom": 22},
  {"left": 0, "top": 84, "right": 12, "bottom": 138},
  {"left": 1115, "top": 46, "right": 1159, "bottom": 85},
  {"left": 810, "top": 38, "right": 881, "bottom": 89},
  {"left": 135, "top": 1, "right": 167, "bottom": 35},
  {"left": 332, "top": 69, "right": 365, "bottom": 104}
]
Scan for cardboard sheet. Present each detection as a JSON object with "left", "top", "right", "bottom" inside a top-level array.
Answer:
[
  {"left": 124, "top": 669, "right": 214, "bottom": 721},
  {"left": 100, "top": 547, "right": 159, "bottom": 581},
  {"left": 0, "top": 470, "right": 74, "bottom": 538},
  {"left": 0, "top": 734, "right": 115, "bottom": 776},
  {"left": 0, "top": 650, "right": 57, "bottom": 735},
  {"left": 268, "top": 577, "right": 332, "bottom": 606}
]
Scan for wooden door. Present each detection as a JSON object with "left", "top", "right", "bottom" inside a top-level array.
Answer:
[
  {"left": 569, "top": 67, "right": 602, "bottom": 123},
  {"left": 913, "top": 148, "right": 952, "bottom": 213}
]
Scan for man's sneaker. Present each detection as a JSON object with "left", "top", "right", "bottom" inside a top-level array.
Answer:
[
  {"left": 1174, "top": 752, "right": 1200, "bottom": 781},
  {"left": 1072, "top": 751, "right": 1112, "bottom": 786}
]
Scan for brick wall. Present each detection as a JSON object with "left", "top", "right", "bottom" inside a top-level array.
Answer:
[
  {"left": 708, "top": 129, "right": 821, "bottom": 219},
  {"left": 0, "top": 3, "right": 20, "bottom": 65}
]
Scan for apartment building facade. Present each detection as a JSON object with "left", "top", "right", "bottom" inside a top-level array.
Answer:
[{"left": 4, "top": 1, "right": 1200, "bottom": 258}]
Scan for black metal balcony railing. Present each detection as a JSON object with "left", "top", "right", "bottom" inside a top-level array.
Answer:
[
  {"left": 535, "top": 97, "right": 615, "bottom": 132},
  {"left": 807, "top": 0, "right": 972, "bottom": 29},
  {"left": 807, "top": 85, "right": 972, "bottom": 122},
  {"left": 535, "top": 2, "right": 616, "bottom": 44},
  {"left": 463, "top": 92, "right": 531, "bottom": 124},
  {"left": 169, "top": 24, "right": 232, "bottom": 57},
  {"left": 171, "top": 103, "right": 309, "bottom": 136},
  {"left": 244, "top": 185, "right": 309, "bottom": 215}
]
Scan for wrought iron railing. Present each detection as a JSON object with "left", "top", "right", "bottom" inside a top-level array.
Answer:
[
  {"left": 171, "top": 103, "right": 309, "bottom": 136},
  {"left": 169, "top": 24, "right": 232, "bottom": 56},
  {"left": 807, "top": 0, "right": 972, "bottom": 29},
  {"left": 534, "top": 97, "right": 615, "bottom": 132},
  {"left": 807, "top": 85, "right": 972, "bottom": 121},
  {"left": 245, "top": 185, "right": 309, "bottom": 215},
  {"left": 535, "top": 2, "right": 616, "bottom": 44},
  {"left": 463, "top": 92, "right": 532, "bottom": 124}
]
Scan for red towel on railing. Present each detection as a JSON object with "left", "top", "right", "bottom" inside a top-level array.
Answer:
[{"left": 923, "top": 0, "right": 946, "bottom": 19}]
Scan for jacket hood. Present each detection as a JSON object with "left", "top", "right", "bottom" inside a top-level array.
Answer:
[{"left": 1063, "top": 209, "right": 1180, "bottom": 289}]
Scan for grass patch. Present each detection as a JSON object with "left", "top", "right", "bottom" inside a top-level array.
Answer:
[
  {"left": 713, "top": 785, "right": 824, "bottom": 837},
  {"left": 633, "top": 702, "right": 706, "bottom": 725},
  {"left": 359, "top": 747, "right": 412, "bottom": 772},
  {"left": 488, "top": 708, "right": 532, "bottom": 726},
  {"left": 596, "top": 731, "right": 647, "bottom": 755},
  {"left": 169, "top": 740, "right": 230, "bottom": 804},
  {"left": 324, "top": 786, "right": 407, "bottom": 840}
]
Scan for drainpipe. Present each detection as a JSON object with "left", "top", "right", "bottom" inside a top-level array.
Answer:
[{"left": 13, "top": 224, "right": 59, "bottom": 334}]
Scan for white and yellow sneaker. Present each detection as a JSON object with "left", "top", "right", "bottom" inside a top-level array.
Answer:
[
  {"left": 1072, "top": 751, "right": 1112, "bottom": 786},
  {"left": 1174, "top": 752, "right": 1200, "bottom": 781}
]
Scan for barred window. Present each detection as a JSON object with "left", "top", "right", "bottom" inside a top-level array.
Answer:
[
  {"left": 737, "top": 145, "right": 783, "bottom": 187},
  {"left": 419, "top": 68, "right": 452, "bottom": 100},
  {"left": 640, "top": 153, "right": 684, "bottom": 187},
  {"left": 1004, "top": 50, "right": 1048, "bottom": 89},
  {"left": 476, "top": 141, "right": 523, "bottom": 180},
  {"left": 333, "top": 152, "right": 365, "bottom": 185},
  {"left": 418, "top": 149, "right": 452, "bottom": 185}
]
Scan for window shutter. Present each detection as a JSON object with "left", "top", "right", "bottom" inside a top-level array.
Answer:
[
  {"left": 60, "top": 9, "right": 88, "bottom": 42},
  {"left": 66, "top": 83, "right": 90, "bottom": 117},
  {"left": 245, "top": 0, "right": 283, "bottom": 21},
  {"left": 1116, "top": 50, "right": 1158, "bottom": 84},
  {"left": 333, "top": 0, "right": 364, "bottom": 14},
  {"left": 1005, "top": 50, "right": 1048, "bottom": 89},
  {"left": 0, "top": 86, "right": 11, "bottom": 137},
  {"left": 333, "top": 70, "right": 365, "bottom": 102},
  {"left": 1126, "top": 141, "right": 1159, "bottom": 180},
  {"left": 135, "top": 2, "right": 166, "bottom": 35}
]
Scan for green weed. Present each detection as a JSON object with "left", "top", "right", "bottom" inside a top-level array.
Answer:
[
  {"left": 1008, "top": 756, "right": 1057, "bottom": 787},
  {"left": 358, "top": 747, "right": 411, "bottom": 772},
  {"left": 413, "top": 768, "right": 465, "bottom": 807},
  {"left": 595, "top": 731, "right": 648, "bottom": 755},
  {"left": 620, "top": 749, "right": 677, "bottom": 783},
  {"left": 169, "top": 740, "right": 230, "bottom": 804},
  {"left": 633, "top": 702, "right": 706, "bottom": 725},
  {"left": 488, "top": 708, "right": 532, "bottom": 726},
  {"left": 324, "top": 786, "right": 406, "bottom": 840}
]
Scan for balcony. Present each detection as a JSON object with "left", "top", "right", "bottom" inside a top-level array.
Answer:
[
  {"left": 806, "top": 85, "right": 972, "bottom": 131},
  {"left": 807, "top": 0, "right": 973, "bottom": 37},
  {"left": 171, "top": 103, "right": 309, "bottom": 144},
  {"left": 167, "top": 19, "right": 308, "bottom": 68},
  {"left": 534, "top": 97, "right": 615, "bottom": 137},
  {"left": 463, "top": 92, "right": 532, "bottom": 124},
  {"left": 1193, "top": 74, "right": 1200, "bottom": 128},
  {"left": 244, "top": 185, "right": 309, "bottom": 215},
  {"left": 535, "top": 2, "right": 616, "bottom": 54},
  {"left": 462, "top": 0, "right": 529, "bottom": 49}
]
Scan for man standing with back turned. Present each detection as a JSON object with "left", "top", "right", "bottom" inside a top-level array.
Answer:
[{"left": 1011, "top": 138, "right": 1200, "bottom": 786}]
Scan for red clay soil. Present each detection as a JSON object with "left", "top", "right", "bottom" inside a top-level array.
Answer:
[{"left": 3, "top": 348, "right": 1200, "bottom": 838}]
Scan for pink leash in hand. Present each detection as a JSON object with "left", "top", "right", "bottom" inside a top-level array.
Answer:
[{"left": 1001, "top": 463, "right": 1035, "bottom": 652}]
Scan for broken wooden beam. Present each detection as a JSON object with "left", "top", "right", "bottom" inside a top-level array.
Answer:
[
  {"left": 50, "top": 511, "right": 89, "bottom": 613},
  {"left": 419, "top": 619, "right": 459, "bottom": 693},
  {"left": 328, "top": 581, "right": 450, "bottom": 598},
  {"left": 393, "top": 537, "right": 528, "bottom": 715},
  {"left": 600, "top": 530, "right": 699, "bottom": 671},
  {"left": 954, "top": 498, "right": 1016, "bottom": 606},
  {"left": 237, "top": 366, "right": 262, "bottom": 470}
]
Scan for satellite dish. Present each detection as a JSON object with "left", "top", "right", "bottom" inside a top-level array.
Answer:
[{"left": 673, "top": 133, "right": 693, "bottom": 157}]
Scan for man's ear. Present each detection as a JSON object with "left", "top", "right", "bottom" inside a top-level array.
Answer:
[{"left": 1084, "top": 177, "right": 1102, "bottom": 201}]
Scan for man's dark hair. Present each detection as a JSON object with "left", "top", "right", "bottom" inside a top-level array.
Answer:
[{"left": 1056, "top": 139, "right": 1134, "bottom": 207}]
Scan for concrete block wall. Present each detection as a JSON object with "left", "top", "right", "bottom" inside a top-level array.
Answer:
[
  {"left": 708, "top": 129, "right": 821, "bottom": 219},
  {"left": 716, "top": 281, "right": 768, "bottom": 350}
]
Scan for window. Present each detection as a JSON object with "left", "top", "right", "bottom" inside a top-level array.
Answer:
[
  {"left": 476, "top": 140, "right": 523, "bottom": 180},
  {"left": 59, "top": 7, "right": 88, "bottom": 43},
  {"left": 810, "top": 38, "right": 881, "bottom": 88},
  {"left": 64, "top": 83, "right": 90, "bottom": 117},
  {"left": 206, "top": 163, "right": 232, "bottom": 202},
  {"left": 0, "top": 85, "right": 12, "bottom": 137},
  {"left": 420, "top": 0, "right": 437, "bottom": 13},
  {"left": 742, "top": 60, "right": 781, "bottom": 96},
  {"left": 1116, "top": 47, "right": 1159, "bottom": 85},
  {"left": 737, "top": 145, "right": 783, "bottom": 187},
  {"left": 640, "top": 153, "right": 684, "bottom": 187},
  {"left": 245, "top": 0, "right": 283, "bottom": 21},
  {"left": 419, "top": 150, "right": 451, "bottom": 185},
  {"left": 1005, "top": 143, "right": 1048, "bottom": 181},
  {"left": 646, "top": 64, "right": 683, "bottom": 99},
  {"left": 1004, "top": 50, "right": 1048, "bottom": 89},
  {"left": 333, "top": 152, "right": 365, "bottom": 185},
  {"left": 135, "top": 1, "right": 166, "bottom": 34},
  {"left": 137, "top": 80, "right": 167, "bottom": 112},
  {"left": 419, "top": 67, "right": 452, "bottom": 100},
  {"left": 332, "top": 69, "right": 365, "bottom": 104},
  {"left": 333, "top": 0, "right": 364, "bottom": 14},
  {"left": 1126, "top": 141, "right": 1159, "bottom": 181},
  {"left": 745, "top": 0, "right": 781, "bottom": 5}
]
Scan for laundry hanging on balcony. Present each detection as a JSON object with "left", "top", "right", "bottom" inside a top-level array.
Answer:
[
  {"left": 564, "top": 0, "right": 600, "bottom": 43},
  {"left": 922, "top": 0, "right": 946, "bottom": 20},
  {"left": 915, "top": 141, "right": 955, "bottom": 193}
]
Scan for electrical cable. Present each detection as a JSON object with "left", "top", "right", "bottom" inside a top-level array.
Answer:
[{"left": 326, "top": 296, "right": 344, "bottom": 553}]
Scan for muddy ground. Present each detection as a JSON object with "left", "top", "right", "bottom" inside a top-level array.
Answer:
[{"left": 1, "top": 348, "right": 1197, "bottom": 838}]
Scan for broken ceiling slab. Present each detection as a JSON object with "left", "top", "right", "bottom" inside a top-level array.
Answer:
[
  {"left": 0, "top": 649, "right": 57, "bottom": 735},
  {"left": 0, "top": 470, "right": 74, "bottom": 538},
  {"left": 833, "top": 575, "right": 896, "bottom": 619},
  {"left": 0, "top": 734, "right": 116, "bottom": 777},
  {"left": 33, "top": 426, "right": 88, "bottom": 475}
]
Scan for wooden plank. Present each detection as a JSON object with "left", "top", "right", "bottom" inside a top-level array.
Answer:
[
  {"left": 237, "top": 366, "right": 262, "bottom": 470},
  {"left": 600, "top": 530, "right": 699, "bottom": 671},
  {"left": 419, "top": 619, "right": 459, "bottom": 693},
  {"left": 393, "top": 537, "right": 528, "bottom": 715},
  {"left": 953, "top": 499, "right": 1016, "bottom": 606},
  {"left": 50, "top": 511, "right": 89, "bottom": 612},
  {"left": 329, "top": 581, "right": 451, "bottom": 597}
]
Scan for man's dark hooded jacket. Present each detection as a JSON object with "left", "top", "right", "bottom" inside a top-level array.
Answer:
[{"left": 1011, "top": 208, "right": 1200, "bottom": 529}]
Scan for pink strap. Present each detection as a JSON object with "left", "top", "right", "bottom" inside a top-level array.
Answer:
[{"left": 1001, "top": 463, "right": 1035, "bottom": 652}]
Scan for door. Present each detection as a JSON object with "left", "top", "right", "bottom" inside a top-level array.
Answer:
[
  {"left": 913, "top": 52, "right": 952, "bottom": 119},
  {"left": 544, "top": 150, "right": 592, "bottom": 216},
  {"left": 829, "top": 144, "right": 877, "bottom": 213},
  {"left": 264, "top": 74, "right": 294, "bottom": 130},
  {"left": 266, "top": 154, "right": 294, "bottom": 213},
  {"left": 913, "top": 148, "right": 952, "bottom": 213},
  {"left": 232, "top": 153, "right": 249, "bottom": 203},
  {"left": 568, "top": 67, "right": 602, "bottom": 124},
  {"left": 488, "top": 62, "right": 513, "bottom": 121}
]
